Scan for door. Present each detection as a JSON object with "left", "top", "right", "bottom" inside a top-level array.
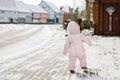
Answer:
[
  {"left": 103, "top": 3, "right": 119, "bottom": 35},
  {"left": 9, "top": 18, "right": 13, "bottom": 23}
]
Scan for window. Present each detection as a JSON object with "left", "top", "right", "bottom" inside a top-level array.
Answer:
[
  {"left": 45, "top": 7, "right": 49, "bottom": 10},
  {"left": 0, "top": 10, "right": 5, "bottom": 14}
]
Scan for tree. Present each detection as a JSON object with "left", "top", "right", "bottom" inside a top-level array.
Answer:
[
  {"left": 67, "top": 7, "right": 79, "bottom": 23},
  {"left": 86, "top": 0, "right": 91, "bottom": 20}
]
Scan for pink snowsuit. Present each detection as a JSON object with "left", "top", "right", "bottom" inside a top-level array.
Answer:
[{"left": 63, "top": 21, "right": 92, "bottom": 71}]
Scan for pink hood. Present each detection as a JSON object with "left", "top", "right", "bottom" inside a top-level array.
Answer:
[{"left": 67, "top": 21, "right": 80, "bottom": 34}]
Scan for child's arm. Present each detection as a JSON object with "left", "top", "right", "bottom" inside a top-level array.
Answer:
[
  {"left": 81, "top": 34, "right": 92, "bottom": 46},
  {"left": 63, "top": 37, "right": 71, "bottom": 55}
]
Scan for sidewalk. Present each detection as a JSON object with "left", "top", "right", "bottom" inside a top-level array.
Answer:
[{"left": 0, "top": 25, "right": 120, "bottom": 80}]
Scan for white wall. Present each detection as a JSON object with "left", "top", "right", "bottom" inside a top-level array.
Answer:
[
  {"left": 18, "top": 12, "right": 32, "bottom": 23},
  {"left": 0, "top": 10, "right": 18, "bottom": 22},
  {"left": 33, "top": 19, "right": 40, "bottom": 23},
  {"left": 33, "top": 13, "right": 40, "bottom": 18},
  {"left": 0, "top": 10, "right": 33, "bottom": 23},
  {"left": 18, "top": 12, "right": 31, "bottom": 18}
]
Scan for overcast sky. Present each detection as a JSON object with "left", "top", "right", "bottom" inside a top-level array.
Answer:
[{"left": 18, "top": 0, "right": 86, "bottom": 11}]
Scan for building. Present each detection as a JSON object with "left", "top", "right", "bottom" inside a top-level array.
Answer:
[
  {"left": 26, "top": 4, "right": 48, "bottom": 23},
  {"left": 15, "top": 1, "right": 32, "bottom": 23},
  {"left": 0, "top": 0, "right": 63, "bottom": 24},
  {"left": 39, "top": 0, "right": 61, "bottom": 23},
  {"left": 0, "top": 0, "right": 18, "bottom": 23},
  {"left": 0, "top": 0, "right": 48, "bottom": 24},
  {"left": 93, "top": 0, "right": 120, "bottom": 36}
]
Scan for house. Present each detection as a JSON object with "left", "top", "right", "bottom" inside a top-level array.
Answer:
[
  {"left": 0, "top": 0, "right": 48, "bottom": 24},
  {"left": 26, "top": 4, "right": 48, "bottom": 23},
  {"left": 93, "top": 0, "right": 120, "bottom": 36},
  {"left": 0, "top": 0, "right": 18, "bottom": 23},
  {"left": 39, "top": 0, "right": 62, "bottom": 23},
  {"left": 15, "top": 1, "right": 32, "bottom": 23}
]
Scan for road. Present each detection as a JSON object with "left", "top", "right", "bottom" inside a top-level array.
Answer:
[{"left": 0, "top": 24, "right": 120, "bottom": 80}]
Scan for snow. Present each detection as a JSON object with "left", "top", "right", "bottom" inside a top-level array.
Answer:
[
  {"left": 0, "top": 24, "right": 53, "bottom": 60},
  {"left": 0, "top": 24, "right": 120, "bottom": 80},
  {"left": 15, "top": 1, "right": 31, "bottom": 13},
  {"left": 45, "top": 1, "right": 60, "bottom": 13},
  {"left": 26, "top": 4, "right": 47, "bottom": 13},
  {"left": 0, "top": 0, "right": 18, "bottom": 11}
]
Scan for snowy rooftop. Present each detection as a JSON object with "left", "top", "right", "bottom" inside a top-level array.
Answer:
[
  {"left": 15, "top": 1, "right": 31, "bottom": 13},
  {"left": 45, "top": 1, "right": 60, "bottom": 13},
  {"left": 0, "top": 0, "right": 47, "bottom": 14},
  {"left": 0, "top": 0, "right": 18, "bottom": 11},
  {"left": 26, "top": 4, "right": 48, "bottom": 13}
]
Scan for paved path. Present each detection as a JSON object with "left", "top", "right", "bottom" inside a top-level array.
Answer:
[{"left": 0, "top": 24, "right": 120, "bottom": 80}]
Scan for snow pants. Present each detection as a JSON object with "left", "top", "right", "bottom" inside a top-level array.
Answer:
[{"left": 69, "top": 50, "right": 87, "bottom": 70}]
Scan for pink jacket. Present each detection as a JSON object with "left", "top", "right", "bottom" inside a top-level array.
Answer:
[{"left": 64, "top": 21, "right": 92, "bottom": 55}]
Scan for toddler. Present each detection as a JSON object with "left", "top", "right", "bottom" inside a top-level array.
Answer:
[{"left": 63, "top": 21, "right": 92, "bottom": 74}]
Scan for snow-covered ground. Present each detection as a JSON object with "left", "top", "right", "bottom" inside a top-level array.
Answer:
[
  {"left": 0, "top": 24, "right": 54, "bottom": 59},
  {"left": 0, "top": 24, "right": 120, "bottom": 80}
]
